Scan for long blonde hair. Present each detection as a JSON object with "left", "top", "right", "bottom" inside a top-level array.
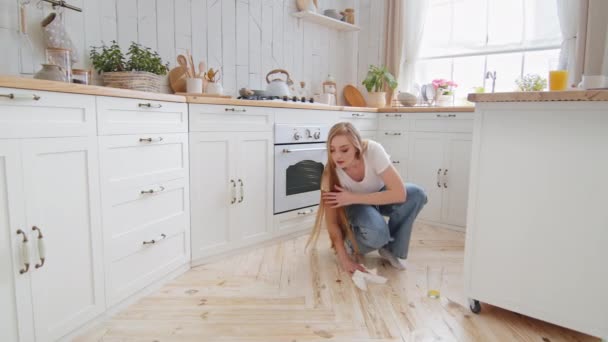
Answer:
[{"left": 306, "top": 122, "right": 368, "bottom": 254}]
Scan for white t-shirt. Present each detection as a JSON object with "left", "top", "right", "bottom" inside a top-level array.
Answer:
[{"left": 336, "top": 140, "right": 391, "bottom": 194}]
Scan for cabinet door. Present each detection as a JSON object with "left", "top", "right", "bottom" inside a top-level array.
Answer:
[
  {"left": 441, "top": 134, "right": 472, "bottom": 227},
  {"left": 189, "top": 132, "right": 235, "bottom": 260},
  {"left": 377, "top": 131, "right": 408, "bottom": 180},
  {"left": 233, "top": 132, "right": 273, "bottom": 241},
  {"left": 21, "top": 137, "right": 105, "bottom": 342},
  {"left": 408, "top": 132, "right": 444, "bottom": 222},
  {"left": 0, "top": 141, "right": 30, "bottom": 342}
]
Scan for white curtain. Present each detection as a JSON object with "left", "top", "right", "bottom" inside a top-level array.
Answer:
[
  {"left": 556, "top": 0, "right": 580, "bottom": 84},
  {"left": 400, "top": 0, "right": 429, "bottom": 93},
  {"left": 603, "top": 28, "right": 608, "bottom": 76}
]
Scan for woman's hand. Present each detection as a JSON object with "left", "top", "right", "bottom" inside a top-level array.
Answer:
[
  {"left": 322, "top": 185, "right": 356, "bottom": 208},
  {"left": 338, "top": 253, "right": 367, "bottom": 274}
]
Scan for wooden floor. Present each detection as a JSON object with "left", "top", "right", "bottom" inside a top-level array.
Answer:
[{"left": 77, "top": 223, "right": 599, "bottom": 342}]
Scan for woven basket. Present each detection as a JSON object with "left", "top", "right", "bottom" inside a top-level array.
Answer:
[{"left": 102, "top": 71, "right": 162, "bottom": 93}]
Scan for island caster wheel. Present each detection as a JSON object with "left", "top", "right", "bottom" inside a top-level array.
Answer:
[{"left": 469, "top": 298, "right": 481, "bottom": 314}]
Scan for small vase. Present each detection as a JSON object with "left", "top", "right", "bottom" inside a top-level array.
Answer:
[
  {"left": 206, "top": 82, "right": 223, "bottom": 95},
  {"left": 186, "top": 78, "right": 203, "bottom": 93},
  {"left": 41, "top": 12, "right": 79, "bottom": 64}
]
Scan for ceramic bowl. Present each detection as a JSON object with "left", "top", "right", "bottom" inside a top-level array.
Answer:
[{"left": 397, "top": 92, "right": 417, "bottom": 106}]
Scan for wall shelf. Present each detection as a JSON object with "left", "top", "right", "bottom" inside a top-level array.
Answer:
[{"left": 291, "top": 11, "right": 360, "bottom": 32}]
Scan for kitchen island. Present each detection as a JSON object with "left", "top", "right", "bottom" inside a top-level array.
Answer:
[{"left": 465, "top": 91, "right": 608, "bottom": 339}]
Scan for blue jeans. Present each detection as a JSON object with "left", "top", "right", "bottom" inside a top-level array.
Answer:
[{"left": 345, "top": 183, "right": 427, "bottom": 259}]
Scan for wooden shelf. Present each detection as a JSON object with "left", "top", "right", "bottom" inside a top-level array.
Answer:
[{"left": 291, "top": 11, "right": 360, "bottom": 32}]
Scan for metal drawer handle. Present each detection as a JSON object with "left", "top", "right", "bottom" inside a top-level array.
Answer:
[
  {"left": 143, "top": 233, "right": 167, "bottom": 245},
  {"left": 297, "top": 209, "right": 315, "bottom": 215},
  {"left": 138, "top": 102, "right": 162, "bottom": 108},
  {"left": 384, "top": 132, "right": 402, "bottom": 136},
  {"left": 282, "top": 147, "right": 326, "bottom": 153},
  {"left": 237, "top": 179, "right": 244, "bottom": 203},
  {"left": 443, "top": 169, "right": 448, "bottom": 188},
  {"left": 436, "top": 168, "right": 442, "bottom": 188},
  {"left": 139, "top": 137, "right": 164, "bottom": 143},
  {"left": 436, "top": 114, "right": 456, "bottom": 118},
  {"left": 16, "top": 229, "right": 30, "bottom": 274},
  {"left": 225, "top": 107, "right": 247, "bottom": 112},
  {"left": 384, "top": 114, "right": 402, "bottom": 118},
  {"left": 32, "top": 226, "right": 46, "bottom": 269},
  {"left": 392, "top": 160, "right": 400, "bottom": 164},
  {"left": 230, "top": 179, "right": 236, "bottom": 204},
  {"left": 140, "top": 185, "right": 165, "bottom": 194},
  {"left": 1, "top": 93, "right": 41, "bottom": 101},
  {"left": 351, "top": 113, "right": 365, "bottom": 117}
]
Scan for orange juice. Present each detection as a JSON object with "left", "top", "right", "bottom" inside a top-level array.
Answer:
[{"left": 549, "top": 70, "right": 568, "bottom": 91}]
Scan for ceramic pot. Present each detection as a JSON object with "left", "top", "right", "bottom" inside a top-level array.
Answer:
[
  {"left": 435, "top": 94, "right": 453, "bottom": 107},
  {"left": 367, "top": 91, "right": 386, "bottom": 108},
  {"left": 206, "top": 82, "right": 223, "bottom": 95},
  {"left": 186, "top": 78, "right": 203, "bottom": 93},
  {"left": 33, "top": 64, "right": 68, "bottom": 82}
]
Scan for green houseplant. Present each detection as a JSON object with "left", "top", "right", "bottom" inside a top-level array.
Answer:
[
  {"left": 361, "top": 65, "right": 398, "bottom": 108},
  {"left": 515, "top": 74, "right": 547, "bottom": 92},
  {"left": 90, "top": 41, "right": 168, "bottom": 92}
]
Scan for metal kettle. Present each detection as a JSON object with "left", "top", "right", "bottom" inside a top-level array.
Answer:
[{"left": 265, "top": 69, "right": 293, "bottom": 97}]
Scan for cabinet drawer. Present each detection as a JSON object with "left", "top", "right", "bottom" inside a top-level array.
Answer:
[
  {"left": 274, "top": 206, "right": 318, "bottom": 234},
  {"left": 410, "top": 113, "right": 474, "bottom": 133},
  {"left": 102, "top": 177, "right": 189, "bottom": 240},
  {"left": 99, "top": 133, "right": 188, "bottom": 191},
  {"left": 339, "top": 112, "right": 378, "bottom": 131},
  {"left": 189, "top": 104, "right": 274, "bottom": 132},
  {"left": 0, "top": 87, "right": 96, "bottom": 138},
  {"left": 107, "top": 231, "right": 187, "bottom": 305},
  {"left": 97, "top": 96, "right": 188, "bottom": 135},
  {"left": 379, "top": 113, "right": 410, "bottom": 131}
]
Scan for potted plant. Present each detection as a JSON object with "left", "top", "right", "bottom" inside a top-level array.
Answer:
[
  {"left": 515, "top": 74, "right": 547, "bottom": 92},
  {"left": 361, "top": 65, "right": 398, "bottom": 108},
  {"left": 432, "top": 79, "right": 458, "bottom": 106},
  {"left": 90, "top": 41, "right": 168, "bottom": 92}
]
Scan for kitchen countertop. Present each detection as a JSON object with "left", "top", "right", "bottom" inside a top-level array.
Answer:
[
  {"left": 0, "top": 76, "right": 474, "bottom": 112},
  {"left": 468, "top": 89, "right": 608, "bottom": 102}
]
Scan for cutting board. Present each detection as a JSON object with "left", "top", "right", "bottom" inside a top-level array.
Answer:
[
  {"left": 343, "top": 84, "right": 367, "bottom": 107},
  {"left": 168, "top": 66, "right": 187, "bottom": 93}
]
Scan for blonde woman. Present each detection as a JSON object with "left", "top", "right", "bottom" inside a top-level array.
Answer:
[{"left": 307, "top": 122, "right": 427, "bottom": 274}]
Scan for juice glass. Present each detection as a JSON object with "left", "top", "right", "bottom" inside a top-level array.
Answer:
[
  {"left": 426, "top": 265, "right": 444, "bottom": 299},
  {"left": 549, "top": 70, "right": 568, "bottom": 91}
]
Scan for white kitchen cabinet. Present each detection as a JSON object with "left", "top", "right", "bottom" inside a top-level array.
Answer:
[
  {"left": 5, "top": 137, "right": 105, "bottom": 342},
  {"left": 408, "top": 132, "right": 472, "bottom": 229},
  {"left": 190, "top": 131, "right": 273, "bottom": 261},
  {"left": 377, "top": 130, "right": 408, "bottom": 180}
]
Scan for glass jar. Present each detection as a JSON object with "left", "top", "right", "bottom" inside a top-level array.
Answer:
[
  {"left": 45, "top": 47, "right": 72, "bottom": 82},
  {"left": 72, "top": 69, "right": 90, "bottom": 85}
]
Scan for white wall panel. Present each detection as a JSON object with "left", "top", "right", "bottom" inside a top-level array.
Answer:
[{"left": 3, "top": 0, "right": 388, "bottom": 101}]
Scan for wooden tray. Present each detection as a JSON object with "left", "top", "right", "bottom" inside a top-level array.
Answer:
[
  {"left": 343, "top": 84, "right": 367, "bottom": 107},
  {"left": 175, "top": 92, "right": 232, "bottom": 98}
]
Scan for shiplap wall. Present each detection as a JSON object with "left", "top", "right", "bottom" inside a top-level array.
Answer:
[{"left": 0, "top": 0, "right": 386, "bottom": 99}]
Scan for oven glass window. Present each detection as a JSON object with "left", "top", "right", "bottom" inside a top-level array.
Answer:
[{"left": 286, "top": 160, "right": 324, "bottom": 195}]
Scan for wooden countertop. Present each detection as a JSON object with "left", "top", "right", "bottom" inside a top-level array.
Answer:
[
  {"left": 468, "top": 89, "right": 608, "bottom": 102},
  {"left": 0, "top": 76, "right": 475, "bottom": 112},
  {"left": 0, "top": 75, "right": 186, "bottom": 102}
]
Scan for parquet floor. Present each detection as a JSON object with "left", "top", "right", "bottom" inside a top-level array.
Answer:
[{"left": 76, "top": 223, "right": 599, "bottom": 341}]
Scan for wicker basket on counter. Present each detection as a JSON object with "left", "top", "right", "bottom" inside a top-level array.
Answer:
[{"left": 102, "top": 71, "right": 162, "bottom": 93}]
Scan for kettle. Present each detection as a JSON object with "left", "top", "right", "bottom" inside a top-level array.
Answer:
[{"left": 265, "top": 69, "right": 293, "bottom": 97}]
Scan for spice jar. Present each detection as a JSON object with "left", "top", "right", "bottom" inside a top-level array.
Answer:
[
  {"left": 45, "top": 47, "right": 72, "bottom": 82},
  {"left": 72, "top": 69, "right": 90, "bottom": 85}
]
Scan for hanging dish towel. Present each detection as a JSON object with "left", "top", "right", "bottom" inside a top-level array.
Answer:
[{"left": 41, "top": 12, "right": 79, "bottom": 64}]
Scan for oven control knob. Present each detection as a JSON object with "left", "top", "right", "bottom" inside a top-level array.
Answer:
[
  {"left": 313, "top": 131, "right": 321, "bottom": 139},
  {"left": 293, "top": 132, "right": 301, "bottom": 141}
]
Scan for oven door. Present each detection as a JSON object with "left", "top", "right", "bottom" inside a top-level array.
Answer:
[{"left": 274, "top": 143, "right": 326, "bottom": 214}]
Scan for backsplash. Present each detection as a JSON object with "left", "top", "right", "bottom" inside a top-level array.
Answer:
[{"left": 0, "top": 0, "right": 385, "bottom": 100}]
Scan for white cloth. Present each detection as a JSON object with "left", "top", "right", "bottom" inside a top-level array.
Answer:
[
  {"left": 336, "top": 140, "right": 391, "bottom": 194},
  {"left": 352, "top": 267, "right": 387, "bottom": 291}
]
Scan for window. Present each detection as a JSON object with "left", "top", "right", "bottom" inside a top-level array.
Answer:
[{"left": 415, "top": 0, "right": 562, "bottom": 101}]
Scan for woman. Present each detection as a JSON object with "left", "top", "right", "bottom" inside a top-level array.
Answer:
[{"left": 307, "top": 122, "right": 428, "bottom": 274}]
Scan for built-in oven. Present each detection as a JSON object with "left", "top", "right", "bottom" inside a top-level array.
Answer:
[{"left": 274, "top": 124, "right": 330, "bottom": 214}]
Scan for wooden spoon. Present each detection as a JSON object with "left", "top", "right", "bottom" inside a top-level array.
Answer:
[{"left": 177, "top": 54, "right": 191, "bottom": 78}]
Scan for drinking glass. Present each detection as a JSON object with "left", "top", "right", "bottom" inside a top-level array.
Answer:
[
  {"left": 549, "top": 70, "right": 568, "bottom": 91},
  {"left": 426, "top": 265, "right": 444, "bottom": 299}
]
